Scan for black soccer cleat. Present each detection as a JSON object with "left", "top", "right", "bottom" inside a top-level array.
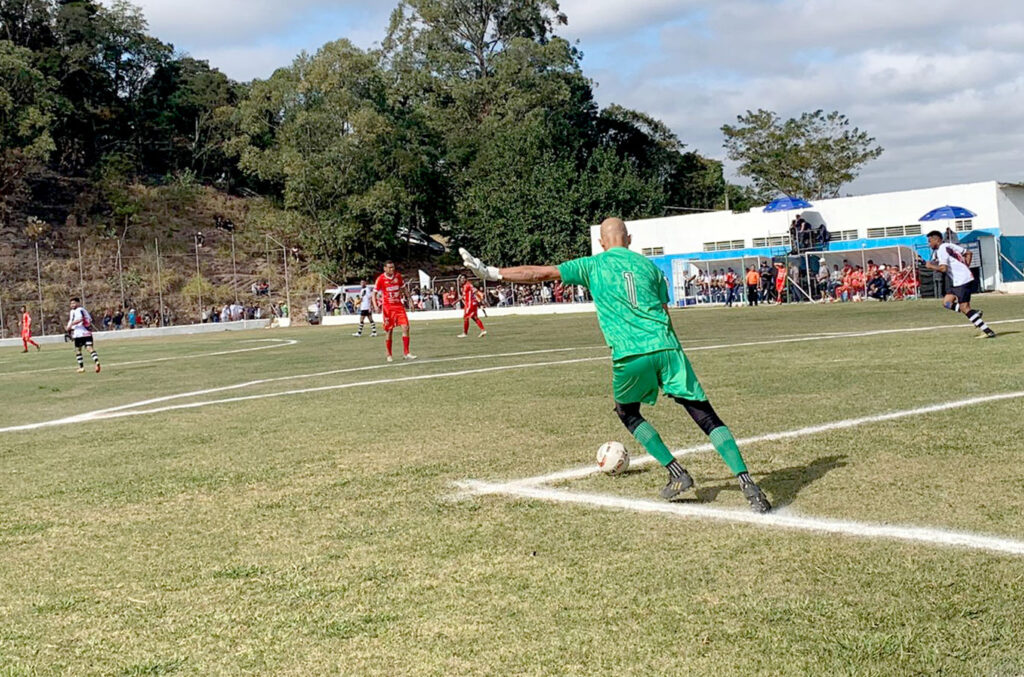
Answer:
[
  {"left": 741, "top": 480, "right": 772, "bottom": 513},
  {"left": 660, "top": 470, "right": 694, "bottom": 501}
]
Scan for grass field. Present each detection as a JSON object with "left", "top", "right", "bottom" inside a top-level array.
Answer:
[{"left": 3, "top": 297, "right": 1024, "bottom": 676}]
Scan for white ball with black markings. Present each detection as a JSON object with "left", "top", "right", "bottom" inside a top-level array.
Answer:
[{"left": 596, "top": 441, "right": 629, "bottom": 476}]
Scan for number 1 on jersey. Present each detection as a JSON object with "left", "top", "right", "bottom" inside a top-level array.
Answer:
[{"left": 623, "top": 272, "right": 638, "bottom": 308}]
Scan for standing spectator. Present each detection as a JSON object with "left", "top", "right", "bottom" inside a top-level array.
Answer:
[
  {"left": 816, "top": 223, "right": 831, "bottom": 251},
  {"left": 541, "top": 284, "right": 553, "bottom": 304},
  {"left": 724, "top": 268, "right": 737, "bottom": 307},
  {"left": 113, "top": 307, "right": 124, "bottom": 330},
  {"left": 816, "top": 260, "right": 830, "bottom": 300},
  {"left": 745, "top": 266, "right": 760, "bottom": 307},
  {"left": 788, "top": 263, "right": 802, "bottom": 302},
  {"left": 127, "top": 308, "right": 137, "bottom": 329},
  {"left": 102, "top": 309, "right": 112, "bottom": 331},
  {"left": 758, "top": 261, "right": 773, "bottom": 303}
]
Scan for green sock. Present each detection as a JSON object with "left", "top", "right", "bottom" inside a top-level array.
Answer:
[
  {"left": 709, "top": 426, "right": 748, "bottom": 475},
  {"left": 632, "top": 422, "right": 676, "bottom": 466}
]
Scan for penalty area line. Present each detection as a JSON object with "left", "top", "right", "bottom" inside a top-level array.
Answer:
[
  {"left": 506, "top": 389, "right": 1024, "bottom": 487},
  {"left": 454, "top": 480, "right": 1024, "bottom": 558}
]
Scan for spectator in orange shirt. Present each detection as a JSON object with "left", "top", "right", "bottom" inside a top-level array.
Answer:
[{"left": 745, "top": 267, "right": 761, "bottom": 306}]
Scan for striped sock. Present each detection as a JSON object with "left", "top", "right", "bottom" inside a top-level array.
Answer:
[
  {"left": 76, "top": 353, "right": 84, "bottom": 368},
  {"left": 90, "top": 350, "right": 99, "bottom": 364},
  {"left": 632, "top": 421, "right": 675, "bottom": 466},
  {"left": 709, "top": 426, "right": 749, "bottom": 475},
  {"left": 666, "top": 460, "right": 688, "bottom": 479},
  {"left": 966, "top": 310, "right": 994, "bottom": 334}
]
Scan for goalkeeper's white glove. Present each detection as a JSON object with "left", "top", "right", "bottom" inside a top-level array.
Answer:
[{"left": 459, "top": 247, "right": 502, "bottom": 281}]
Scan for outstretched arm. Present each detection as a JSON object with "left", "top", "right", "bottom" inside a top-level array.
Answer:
[
  {"left": 459, "top": 248, "right": 560, "bottom": 283},
  {"left": 498, "top": 266, "right": 561, "bottom": 284}
]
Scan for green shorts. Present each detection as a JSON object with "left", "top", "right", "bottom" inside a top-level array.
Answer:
[{"left": 612, "top": 348, "right": 707, "bottom": 405}]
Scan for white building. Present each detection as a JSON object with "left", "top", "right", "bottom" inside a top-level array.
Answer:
[{"left": 590, "top": 181, "right": 1024, "bottom": 304}]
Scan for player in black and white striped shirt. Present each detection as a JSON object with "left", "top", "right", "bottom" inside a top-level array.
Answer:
[
  {"left": 66, "top": 297, "right": 102, "bottom": 373},
  {"left": 925, "top": 231, "right": 996, "bottom": 339}
]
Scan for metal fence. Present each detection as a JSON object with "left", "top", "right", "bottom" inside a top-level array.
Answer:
[
  {"left": 0, "top": 232, "right": 313, "bottom": 339},
  {"left": 316, "top": 276, "right": 592, "bottom": 317}
]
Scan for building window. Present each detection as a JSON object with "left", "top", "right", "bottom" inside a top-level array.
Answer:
[
  {"left": 751, "top": 235, "right": 791, "bottom": 248},
  {"left": 867, "top": 225, "right": 922, "bottom": 238},
  {"left": 641, "top": 247, "right": 665, "bottom": 256},
  {"left": 954, "top": 219, "right": 973, "bottom": 232},
  {"left": 827, "top": 230, "right": 858, "bottom": 241},
  {"left": 702, "top": 240, "right": 745, "bottom": 252}
]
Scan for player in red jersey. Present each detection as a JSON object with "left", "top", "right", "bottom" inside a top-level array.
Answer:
[
  {"left": 19, "top": 305, "right": 41, "bottom": 352},
  {"left": 456, "top": 274, "right": 487, "bottom": 338},
  {"left": 373, "top": 261, "right": 417, "bottom": 362}
]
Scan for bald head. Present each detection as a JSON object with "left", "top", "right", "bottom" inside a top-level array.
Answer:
[{"left": 598, "top": 217, "right": 631, "bottom": 251}]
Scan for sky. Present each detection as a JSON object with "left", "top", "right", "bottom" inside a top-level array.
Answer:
[{"left": 111, "top": 0, "right": 1024, "bottom": 196}]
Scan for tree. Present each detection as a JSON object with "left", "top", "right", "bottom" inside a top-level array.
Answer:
[
  {"left": 384, "top": 0, "right": 566, "bottom": 80},
  {"left": 722, "top": 109, "right": 883, "bottom": 200},
  {"left": 139, "top": 57, "right": 240, "bottom": 179},
  {"left": 0, "top": 39, "right": 56, "bottom": 222},
  {"left": 233, "top": 39, "right": 445, "bottom": 280}
]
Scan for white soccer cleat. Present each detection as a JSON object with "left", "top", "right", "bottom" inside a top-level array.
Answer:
[
  {"left": 352, "top": 332, "right": 362, "bottom": 337},
  {"left": 76, "top": 367, "right": 85, "bottom": 373},
  {"left": 478, "top": 330, "right": 487, "bottom": 338},
  {"left": 386, "top": 355, "right": 393, "bottom": 363},
  {"left": 456, "top": 333, "right": 468, "bottom": 338},
  {"left": 404, "top": 353, "right": 418, "bottom": 361}
]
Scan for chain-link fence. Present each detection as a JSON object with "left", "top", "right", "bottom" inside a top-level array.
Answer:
[
  {"left": 315, "top": 275, "right": 592, "bottom": 318},
  {"left": 0, "top": 233, "right": 331, "bottom": 339}
]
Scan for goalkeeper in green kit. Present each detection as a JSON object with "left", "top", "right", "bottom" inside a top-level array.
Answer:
[{"left": 461, "top": 218, "right": 771, "bottom": 513}]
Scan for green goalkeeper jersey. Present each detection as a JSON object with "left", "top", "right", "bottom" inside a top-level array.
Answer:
[{"left": 558, "top": 247, "right": 680, "bottom": 360}]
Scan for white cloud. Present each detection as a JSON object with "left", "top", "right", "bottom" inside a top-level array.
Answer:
[{"left": 109, "top": 0, "right": 1024, "bottom": 191}]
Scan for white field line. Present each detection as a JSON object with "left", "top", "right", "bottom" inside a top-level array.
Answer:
[
  {"left": 505, "top": 390, "right": 1024, "bottom": 487},
  {"left": 4, "top": 316, "right": 1023, "bottom": 434},
  {"left": 0, "top": 339, "right": 299, "bottom": 376},
  {"left": 0, "top": 357, "right": 609, "bottom": 433},
  {"left": 455, "top": 480, "right": 1024, "bottom": 558}
]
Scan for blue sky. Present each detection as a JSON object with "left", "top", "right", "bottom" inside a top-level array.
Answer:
[{"left": 115, "top": 0, "right": 1024, "bottom": 196}]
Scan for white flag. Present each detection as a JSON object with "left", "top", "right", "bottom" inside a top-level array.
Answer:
[{"left": 418, "top": 269, "right": 432, "bottom": 289}]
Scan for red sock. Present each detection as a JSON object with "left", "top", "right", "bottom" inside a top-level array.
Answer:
[
  {"left": 403, "top": 335, "right": 410, "bottom": 355},
  {"left": 463, "top": 318, "right": 469, "bottom": 333},
  {"left": 22, "top": 338, "right": 28, "bottom": 350},
  {"left": 386, "top": 338, "right": 393, "bottom": 356},
  {"left": 475, "top": 318, "right": 485, "bottom": 330}
]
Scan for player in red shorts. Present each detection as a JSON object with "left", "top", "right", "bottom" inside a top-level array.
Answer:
[
  {"left": 456, "top": 274, "right": 487, "bottom": 338},
  {"left": 373, "top": 260, "right": 417, "bottom": 363},
  {"left": 774, "top": 262, "right": 787, "bottom": 304},
  {"left": 20, "top": 305, "right": 41, "bottom": 352}
]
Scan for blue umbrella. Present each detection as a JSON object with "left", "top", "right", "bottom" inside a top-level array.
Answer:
[
  {"left": 763, "top": 196, "right": 813, "bottom": 213},
  {"left": 919, "top": 205, "right": 976, "bottom": 221}
]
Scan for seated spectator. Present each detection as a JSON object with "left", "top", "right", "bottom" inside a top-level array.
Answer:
[{"left": 867, "top": 270, "right": 890, "bottom": 301}]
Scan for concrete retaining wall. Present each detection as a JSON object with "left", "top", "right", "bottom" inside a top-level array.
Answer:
[
  {"left": 320, "top": 303, "right": 597, "bottom": 326},
  {"left": 1, "top": 319, "right": 271, "bottom": 348}
]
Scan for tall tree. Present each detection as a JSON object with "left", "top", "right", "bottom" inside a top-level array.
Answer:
[
  {"left": 0, "top": 39, "right": 56, "bottom": 222},
  {"left": 233, "top": 39, "right": 445, "bottom": 279},
  {"left": 722, "top": 108, "right": 884, "bottom": 200}
]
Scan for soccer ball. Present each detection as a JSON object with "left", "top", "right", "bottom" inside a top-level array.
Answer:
[{"left": 596, "top": 441, "right": 629, "bottom": 475}]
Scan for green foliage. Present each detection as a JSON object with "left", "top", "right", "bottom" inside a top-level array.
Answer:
[
  {"left": 722, "top": 109, "right": 884, "bottom": 200},
  {"left": 0, "top": 39, "right": 56, "bottom": 221},
  {"left": 2, "top": 0, "right": 737, "bottom": 278}
]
